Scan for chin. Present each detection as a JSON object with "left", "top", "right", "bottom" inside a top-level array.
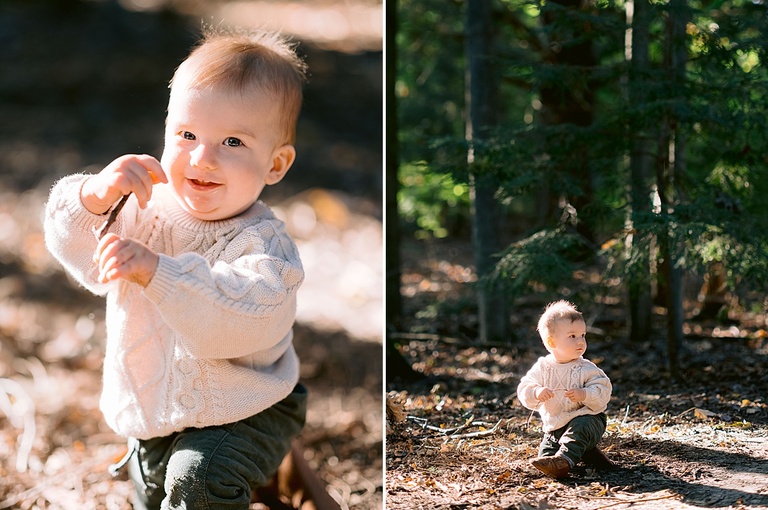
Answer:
[{"left": 182, "top": 205, "right": 218, "bottom": 221}]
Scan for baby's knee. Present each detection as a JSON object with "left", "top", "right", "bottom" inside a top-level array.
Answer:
[{"left": 164, "top": 448, "right": 254, "bottom": 509}]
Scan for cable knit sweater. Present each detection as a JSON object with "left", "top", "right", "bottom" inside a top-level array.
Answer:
[
  {"left": 517, "top": 355, "right": 611, "bottom": 432},
  {"left": 44, "top": 174, "right": 304, "bottom": 439}
]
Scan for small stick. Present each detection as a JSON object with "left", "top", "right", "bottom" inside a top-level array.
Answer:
[
  {"left": 95, "top": 194, "right": 130, "bottom": 240},
  {"left": 592, "top": 493, "right": 680, "bottom": 509},
  {"left": 447, "top": 419, "right": 503, "bottom": 439},
  {"left": 621, "top": 405, "right": 630, "bottom": 426}
]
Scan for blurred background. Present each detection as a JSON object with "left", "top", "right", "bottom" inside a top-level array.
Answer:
[{"left": 0, "top": 0, "right": 382, "bottom": 508}]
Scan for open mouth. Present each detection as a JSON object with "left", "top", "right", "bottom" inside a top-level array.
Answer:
[{"left": 188, "top": 178, "right": 222, "bottom": 190}]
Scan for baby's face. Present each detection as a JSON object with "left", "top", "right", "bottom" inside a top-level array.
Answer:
[
  {"left": 161, "top": 85, "right": 290, "bottom": 221},
  {"left": 547, "top": 318, "right": 587, "bottom": 363}
]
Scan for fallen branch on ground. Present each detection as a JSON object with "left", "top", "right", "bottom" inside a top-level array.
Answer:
[
  {"left": 591, "top": 492, "right": 681, "bottom": 509},
  {"left": 406, "top": 415, "right": 505, "bottom": 439},
  {"left": 445, "top": 419, "right": 503, "bottom": 439}
]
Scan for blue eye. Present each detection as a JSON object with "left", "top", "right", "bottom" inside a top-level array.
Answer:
[
  {"left": 181, "top": 131, "right": 195, "bottom": 140},
  {"left": 224, "top": 137, "right": 242, "bottom": 147}
]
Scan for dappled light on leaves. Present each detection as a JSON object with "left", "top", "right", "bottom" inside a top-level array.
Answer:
[
  {"left": 389, "top": 237, "right": 768, "bottom": 508},
  {"left": 387, "top": 330, "right": 768, "bottom": 509}
]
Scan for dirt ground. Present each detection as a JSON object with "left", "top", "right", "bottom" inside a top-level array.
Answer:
[
  {"left": 0, "top": 1, "right": 382, "bottom": 509},
  {"left": 386, "top": 238, "right": 768, "bottom": 510}
]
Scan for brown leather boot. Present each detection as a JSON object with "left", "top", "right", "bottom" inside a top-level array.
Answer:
[
  {"left": 582, "top": 447, "right": 616, "bottom": 470},
  {"left": 530, "top": 456, "right": 571, "bottom": 478}
]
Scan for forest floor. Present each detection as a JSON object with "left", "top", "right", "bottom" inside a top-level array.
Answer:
[
  {"left": 0, "top": 2, "right": 382, "bottom": 508},
  {"left": 386, "top": 238, "right": 768, "bottom": 510}
]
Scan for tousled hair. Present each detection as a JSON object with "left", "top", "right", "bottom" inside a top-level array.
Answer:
[
  {"left": 170, "top": 26, "right": 307, "bottom": 144},
  {"left": 536, "top": 300, "right": 583, "bottom": 343}
]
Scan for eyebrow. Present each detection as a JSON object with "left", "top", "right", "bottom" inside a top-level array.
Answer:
[{"left": 228, "top": 128, "right": 258, "bottom": 140}]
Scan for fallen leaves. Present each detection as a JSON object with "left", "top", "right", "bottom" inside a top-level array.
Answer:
[
  {"left": 387, "top": 328, "right": 768, "bottom": 510},
  {"left": 694, "top": 407, "right": 718, "bottom": 420}
]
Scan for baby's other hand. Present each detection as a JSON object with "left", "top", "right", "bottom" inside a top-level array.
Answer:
[
  {"left": 565, "top": 388, "right": 587, "bottom": 402},
  {"left": 95, "top": 233, "right": 159, "bottom": 287},
  {"left": 81, "top": 154, "right": 167, "bottom": 214},
  {"left": 535, "top": 387, "right": 554, "bottom": 402}
]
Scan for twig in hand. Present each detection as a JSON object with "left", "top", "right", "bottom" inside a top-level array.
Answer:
[
  {"left": 94, "top": 194, "right": 130, "bottom": 240},
  {"left": 525, "top": 408, "right": 536, "bottom": 431}
]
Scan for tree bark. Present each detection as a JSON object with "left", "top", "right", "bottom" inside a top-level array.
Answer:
[
  {"left": 386, "top": 0, "right": 402, "bottom": 329},
  {"left": 627, "top": 0, "right": 652, "bottom": 343},
  {"left": 385, "top": 0, "right": 422, "bottom": 383},
  {"left": 658, "top": 0, "right": 688, "bottom": 379},
  {"left": 465, "top": 0, "right": 508, "bottom": 343}
]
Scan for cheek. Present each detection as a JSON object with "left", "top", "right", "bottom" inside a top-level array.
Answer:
[
  {"left": 161, "top": 147, "right": 187, "bottom": 175},
  {"left": 160, "top": 144, "right": 176, "bottom": 167}
]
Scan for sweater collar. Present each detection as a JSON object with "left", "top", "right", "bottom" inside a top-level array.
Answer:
[{"left": 545, "top": 354, "right": 584, "bottom": 367}]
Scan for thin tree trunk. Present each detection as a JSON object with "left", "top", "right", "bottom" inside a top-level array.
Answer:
[
  {"left": 385, "top": 0, "right": 421, "bottom": 383},
  {"left": 386, "top": 0, "right": 402, "bottom": 329},
  {"left": 627, "top": 0, "right": 652, "bottom": 342},
  {"left": 658, "top": 0, "right": 688, "bottom": 379},
  {"left": 465, "top": 0, "right": 508, "bottom": 343}
]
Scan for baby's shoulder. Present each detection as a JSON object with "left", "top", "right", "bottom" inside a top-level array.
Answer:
[
  {"left": 577, "top": 358, "right": 610, "bottom": 379},
  {"left": 526, "top": 355, "right": 555, "bottom": 373}
]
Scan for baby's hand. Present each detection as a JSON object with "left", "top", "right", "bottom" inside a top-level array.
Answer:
[
  {"left": 535, "top": 387, "right": 555, "bottom": 402},
  {"left": 565, "top": 388, "right": 587, "bottom": 402},
  {"left": 81, "top": 154, "right": 167, "bottom": 214},
  {"left": 95, "top": 233, "right": 159, "bottom": 287}
]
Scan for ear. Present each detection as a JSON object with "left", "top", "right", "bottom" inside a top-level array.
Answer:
[
  {"left": 546, "top": 336, "right": 556, "bottom": 349},
  {"left": 265, "top": 144, "right": 296, "bottom": 185}
]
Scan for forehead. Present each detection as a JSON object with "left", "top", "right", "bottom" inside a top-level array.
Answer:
[
  {"left": 550, "top": 317, "right": 586, "bottom": 334},
  {"left": 168, "top": 84, "right": 277, "bottom": 126},
  {"left": 170, "top": 71, "right": 272, "bottom": 107}
]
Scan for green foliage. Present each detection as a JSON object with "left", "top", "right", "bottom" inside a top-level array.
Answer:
[
  {"left": 398, "top": 161, "right": 469, "bottom": 238},
  {"left": 396, "top": 0, "right": 768, "bottom": 304},
  {"left": 491, "top": 227, "right": 591, "bottom": 295},
  {"left": 396, "top": 0, "right": 465, "bottom": 166}
]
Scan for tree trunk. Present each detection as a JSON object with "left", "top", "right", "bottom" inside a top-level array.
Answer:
[
  {"left": 658, "top": 0, "right": 688, "bottom": 379},
  {"left": 627, "top": 0, "right": 652, "bottom": 342},
  {"left": 465, "top": 0, "right": 508, "bottom": 343},
  {"left": 385, "top": 0, "right": 422, "bottom": 383},
  {"left": 386, "top": 0, "right": 402, "bottom": 329},
  {"left": 696, "top": 262, "right": 727, "bottom": 319}
]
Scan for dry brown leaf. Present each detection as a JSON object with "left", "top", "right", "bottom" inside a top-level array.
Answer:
[{"left": 694, "top": 408, "right": 718, "bottom": 420}]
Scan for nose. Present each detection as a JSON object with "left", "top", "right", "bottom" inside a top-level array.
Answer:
[{"left": 190, "top": 143, "right": 216, "bottom": 170}]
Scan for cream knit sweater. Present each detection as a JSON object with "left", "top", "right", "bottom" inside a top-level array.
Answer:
[
  {"left": 517, "top": 355, "right": 611, "bottom": 432},
  {"left": 44, "top": 174, "right": 304, "bottom": 439}
]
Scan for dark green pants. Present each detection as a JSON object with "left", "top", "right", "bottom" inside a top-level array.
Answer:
[
  {"left": 129, "top": 384, "right": 307, "bottom": 510},
  {"left": 538, "top": 413, "right": 606, "bottom": 466}
]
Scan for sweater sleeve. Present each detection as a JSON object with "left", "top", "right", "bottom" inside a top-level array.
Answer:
[
  {"left": 43, "top": 174, "right": 127, "bottom": 296},
  {"left": 142, "top": 219, "right": 304, "bottom": 360},
  {"left": 581, "top": 363, "right": 612, "bottom": 412},
  {"left": 517, "top": 358, "right": 546, "bottom": 411}
]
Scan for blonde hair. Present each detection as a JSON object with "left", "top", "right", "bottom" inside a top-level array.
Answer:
[
  {"left": 536, "top": 300, "right": 583, "bottom": 343},
  {"left": 170, "top": 26, "right": 307, "bottom": 144}
]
